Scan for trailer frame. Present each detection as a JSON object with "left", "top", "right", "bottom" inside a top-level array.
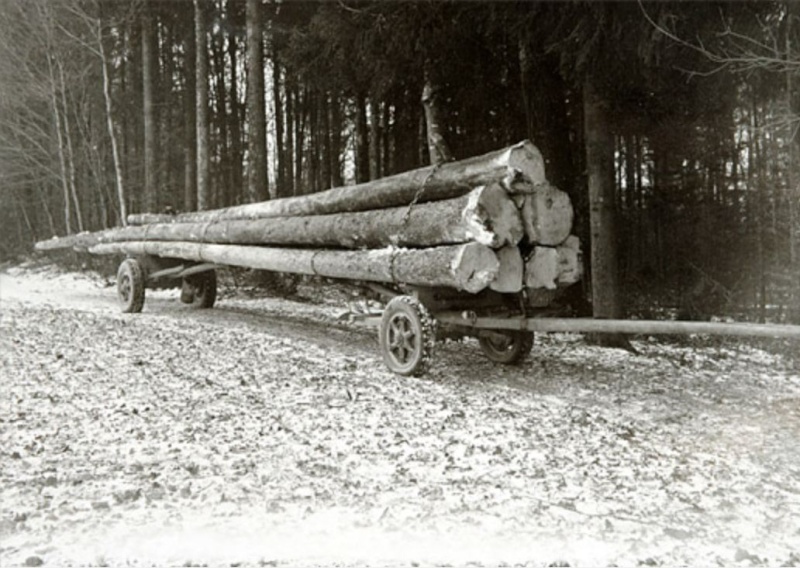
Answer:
[{"left": 111, "top": 254, "right": 800, "bottom": 377}]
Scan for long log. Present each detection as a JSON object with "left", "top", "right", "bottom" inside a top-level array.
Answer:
[
  {"left": 521, "top": 182, "right": 573, "bottom": 246},
  {"left": 35, "top": 230, "right": 113, "bottom": 252},
  {"left": 88, "top": 241, "right": 500, "bottom": 294},
  {"left": 38, "top": 184, "right": 523, "bottom": 252},
  {"left": 436, "top": 313, "right": 800, "bottom": 339},
  {"left": 126, "top": 140, "right": 546, "bottom": 225}
]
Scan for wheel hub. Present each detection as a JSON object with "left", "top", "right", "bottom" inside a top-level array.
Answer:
[{"left": 387, "top": 314, "right": 418, "bottom": 364}]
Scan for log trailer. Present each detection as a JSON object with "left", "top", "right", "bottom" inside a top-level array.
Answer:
[
  {"left": 108, "top": 253, "right": 800, "bottom": 377},
  {"left": 34, "top": 141, "right": 800, "bottom": 376}
]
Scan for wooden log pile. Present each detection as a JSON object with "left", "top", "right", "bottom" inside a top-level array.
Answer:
[{"left": 35, "top": 140, "right": 581, "bottom": 295}]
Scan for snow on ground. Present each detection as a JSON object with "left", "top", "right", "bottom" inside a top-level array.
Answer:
[{"left": 1, "top": 263, "right": 799, "bottom": 567}]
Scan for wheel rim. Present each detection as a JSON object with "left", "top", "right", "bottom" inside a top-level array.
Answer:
[
  {"left": 118, "top": 274, "right": 132, "bottom": 303},
  {"left": 386, "top": 313, "right": 419, "bottom": 367}
]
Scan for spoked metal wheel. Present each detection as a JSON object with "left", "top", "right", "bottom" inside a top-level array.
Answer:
[
  {"left": 379, "top": 296, "right": 437, "bottom": 376},
  {"left": 117, "top": 258, "right": 145, "bottom": 313},
  {"left": 478, "top": 330, "right": 534, "bottom": 365},
  {"left": 180, "top": 270, "right": 217, "bottom": 309}
]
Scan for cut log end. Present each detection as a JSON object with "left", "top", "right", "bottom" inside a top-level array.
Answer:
[
  {"left": 489, "top": 246, "right": 524, "bottom": 293},
  {"left": 463, "top": 183, "right": 524, "bottom": 248},
  {"left": 505, "top": 141, "right": 547, "bottom": 193},
  {"left": 524, "top": 236, "right": 583, "bottom": 291},
  {"left": 522, "top": 183, "right": 574, "bottom": 246},
  {"left": 450, "top": 243, "right": 501, "bottom": 294}
]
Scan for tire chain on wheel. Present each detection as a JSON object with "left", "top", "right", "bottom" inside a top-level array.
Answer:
[
  {"left": 381, "top": 295, "right": 438, "bottom": 376},
  {"left": 117, "top": 258, "right": 145, "bottom": 313}
]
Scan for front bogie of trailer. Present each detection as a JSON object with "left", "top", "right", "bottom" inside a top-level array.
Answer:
[
  {"left": 374, "top": 286, "right": 551, "bottom": 374},
  {"left": 115, "top": 255, "right": 218, "bottom": 313}
]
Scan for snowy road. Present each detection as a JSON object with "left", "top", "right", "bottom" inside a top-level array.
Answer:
[{"left": 1, "top": 263, "right": 800, "bottom": 567}]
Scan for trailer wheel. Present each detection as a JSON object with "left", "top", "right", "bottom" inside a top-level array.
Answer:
[
  {"left": 379, "top": 296, "right": 437, "bottom": 376},
  {"left": 479, "top": 330, "right": 534, "bottom": 365},
  {"left": 182, "top": 270, "right": 217, "bottom": 309},
  {"left": 117, "top": 258, "right": 145, "bottom": 313}
]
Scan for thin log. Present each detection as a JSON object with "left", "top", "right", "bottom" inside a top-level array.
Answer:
[
  {"left": 36, "top": 183, "right": 524, "bottom": 251},
  {"left": 126, "top": 140, "right": 547, "bottom": 225},
  {"left": 521, "top": 182, "right": 573, "bottom": 246},
  {"left": 437, "top": 313, "right": 800, "bottom": 339},
  {"left": 88, "top": 241, "right": 500, "bottom": 294}
]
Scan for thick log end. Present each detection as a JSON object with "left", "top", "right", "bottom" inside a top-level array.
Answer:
[
  {"left": 525, "top": 236, "right": 583, "bottom": 290},
  {"left": 505, "top": 141, "right": 547, "bottom": 193},
  {"left": 452, "top": 243, "right": 501, "bottom": 294},
  {"left": 490, "top": 246, "right": 524, "bottom": 293},
  {"left": 521, "top": 183, "right": 574, "bottom": 246},
  {"left": 464, "top": 183, "right": 525, "bottom": 248}
]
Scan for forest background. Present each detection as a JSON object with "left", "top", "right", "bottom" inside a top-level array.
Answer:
[{"left": 0, "top": 0, "right": 797, "bottom": 323}]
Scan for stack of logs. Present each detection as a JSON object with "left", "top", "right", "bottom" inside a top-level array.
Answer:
[{"left": 35, "top": 141, "right": 580, "bottom": 296}]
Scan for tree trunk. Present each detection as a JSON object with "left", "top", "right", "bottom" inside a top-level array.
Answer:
[
  {"left": 47, "top": 55, "right": 71, "bottom": 234},
  {"left": 320, "top": 92, "right": 332, "bottom": 189},
  {"left": 57, "top": 59, "right": 84, "bottom": 233},
  {"left": 89, "top": 240, "right": 501, "bottom": 294},
  {"left": 787, "top": 4, "right": 798, "bottom": 322},
  {"left": 329, "top": 92, "right": 344, "bottom": 187},
  {"left": 369, "top": 96, "right": 381, "bottom": 180},
  {"left": 194, "top": 0, "right": 210, "bottom": 210},
  {"left": 584, "top": 77, "right": 623, "bottom": 325},
  {"left": 355, "top": 91, "right": 370, "bottom": 183},
  {"left": 422, "top": 63, "right": 453, "bottom": 165},
  {"left": 45, "top": 183, "right": 522, "bottom": 252},
  {"left": 183, "top": 14, "right": 197, "bottom": 212},
  {"left": 228, "top": 27, "right": 244, "bottom": 205},
  {"left": 294, "top": 86, "right": 306, "bottom": 194},
  {"left": 142, "top": 5, "right": 158, "bottom": 213},
  {"left": 212, "top": 30, "right": 228, "bottom": 208},
  {"left": 98, "top": 20, "right": 127, "bottom": 226},
  {"left": 272, "top": 56, "right": 284, "bottom": 198},
  {"left": 126, "top": 141, "right": 546, "bottom": 224},
  {"left": 246, "top": 0, "right": 267, "bottom": 202},
  {"left": 285, "top": 78, "right": 295, "bottom": 196}
]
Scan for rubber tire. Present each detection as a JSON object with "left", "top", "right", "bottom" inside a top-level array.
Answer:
[
  {"left": 117, "top": 259, "right": 145, "bottom": 313},
  {"left": 478, "top": 330, "right": 534, "bottom": 365},
  {"left": 379, "top": 296, "right": 437, "bottom": 377},
  {"left": 184, "top": 270, "right": 217, "bottom": 309}
]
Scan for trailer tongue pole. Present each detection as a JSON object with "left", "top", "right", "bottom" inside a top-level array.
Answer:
[{"left": 435, "top": 313, "right": 800, "bottom": 339}]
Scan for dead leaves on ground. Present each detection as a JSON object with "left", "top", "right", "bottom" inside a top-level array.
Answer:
[{"left": 1, "top": 281, "right": 800, "bottom": 566}]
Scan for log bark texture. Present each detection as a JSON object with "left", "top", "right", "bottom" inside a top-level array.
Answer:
[
  {"left": 38, "top": 184, "right": 523, "bottom": 251},
  {"left": 88, "top": 241, "right": 500, "bottom": 294},
  {"left": 126, "top": 140, "right": 546, "bottom": 225}
]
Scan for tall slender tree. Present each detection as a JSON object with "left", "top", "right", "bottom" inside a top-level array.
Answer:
[
  {"left": 142, "top": 3, "right": 157, "bottom": 212},
  {"left": 246, "top": 0, "right": 267, "bottom": 202},
  {"left": 194, "top": 0, "right": 209, "bottom": 210}
]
